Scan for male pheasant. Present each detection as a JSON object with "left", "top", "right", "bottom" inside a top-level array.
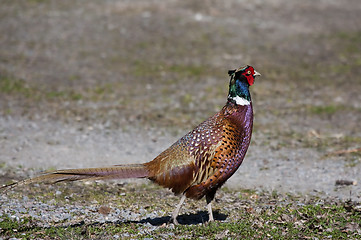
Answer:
[{"left": 1, "top": 65, "right": 260, "bottom": 224}]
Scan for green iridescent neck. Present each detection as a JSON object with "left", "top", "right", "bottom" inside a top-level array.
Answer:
[{"left": 228, "top": 76, "right": 251, "bottom": 105}]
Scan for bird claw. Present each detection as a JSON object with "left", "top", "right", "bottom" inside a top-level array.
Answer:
[{"left": 169, "top": 216, "right": 179, "bottom": 225}]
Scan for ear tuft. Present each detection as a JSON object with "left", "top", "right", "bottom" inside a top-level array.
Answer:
[{"left": 228, "top": 69, "right": 236, "bottom": 76}]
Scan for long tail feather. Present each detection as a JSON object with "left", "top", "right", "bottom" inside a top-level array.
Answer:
[{"left": 1, "top": 164, "right": 149, "bottom": 191}]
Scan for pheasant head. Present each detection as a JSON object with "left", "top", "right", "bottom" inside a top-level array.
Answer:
[{"left": 227, "top": 65, "right": 260, "bottom": 105}]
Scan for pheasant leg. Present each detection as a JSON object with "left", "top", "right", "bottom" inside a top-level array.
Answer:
[
  {"left": 206, "top": 195, "right": 214, "bottom": 222},
  {"left": 207, "top": 201, "right": 214, "bottom": 222},
  {"left": 171, "top": 195, "right": 186, "bottom": 224}
]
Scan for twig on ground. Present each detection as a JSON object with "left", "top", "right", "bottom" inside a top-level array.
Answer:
[{"left": 326, "top": 147, "right": 361, "bottom": 156}]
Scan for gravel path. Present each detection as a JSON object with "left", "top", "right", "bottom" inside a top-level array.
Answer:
[{"left": 1, "top": 116, "right": 359, "bottom": 201}]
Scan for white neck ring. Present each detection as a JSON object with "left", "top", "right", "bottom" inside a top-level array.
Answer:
[{"left": 229, "top": 95, "right": 250, "bottom": 106}]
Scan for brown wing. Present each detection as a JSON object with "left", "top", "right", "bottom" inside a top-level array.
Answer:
[
  {"left": 185, "top": 104, "right": 253, "bottom": 199},
  {"left": 145, "top": 113, "right": 224, "bottom": 195}
]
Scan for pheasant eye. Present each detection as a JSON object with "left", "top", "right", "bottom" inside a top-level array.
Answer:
[{"left": 247, "top": 70, "right": 251, "bottom": 75}]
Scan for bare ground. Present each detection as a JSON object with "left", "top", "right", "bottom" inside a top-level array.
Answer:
[{"left": 0, "top": 0, "right": 361, "bottom": 230}]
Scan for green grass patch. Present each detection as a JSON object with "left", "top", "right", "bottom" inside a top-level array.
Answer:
[
  {"left": 335, "top": 31, "right": 361, "bottom": 55},
  {"left": 304, "top": 104, "right": 361, "bottom": 116},
  {"left": 1, "top": 181, "right": 360, "bottom": 239},
  {"left": 45, "top": 91, "right": 83, "bottom": 101},
  {"left": 167, "top": 64, "right": 209, "bottom": 78},
  {"left": 1, "top": 203, "right": 359, "bottom": 239},
  {"left": 0, "top": 73, "right": 85, "bottom": 102},
  {"left": 308, "top": 105, "right": 341, "bottom": 115},
  {"left": 0, "top": 75, "right": 31, "bottom": 95}
]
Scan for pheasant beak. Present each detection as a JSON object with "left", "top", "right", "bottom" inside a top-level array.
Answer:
[{"left": 253, "top": 71, "right": 261, "bottom": 77}]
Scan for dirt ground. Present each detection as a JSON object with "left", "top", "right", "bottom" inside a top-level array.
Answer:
[{"left": 0, "top": 0, "right": 360, "bottom": 203}]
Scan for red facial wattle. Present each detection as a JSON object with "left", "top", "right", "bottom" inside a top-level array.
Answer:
[
  {"left": 245, "top": 74, "right": 255, "bottom": 86},
  {"left": 241, "top": 67, "right": 256, "bottom": 86}
]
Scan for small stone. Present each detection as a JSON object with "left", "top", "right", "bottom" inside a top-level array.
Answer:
[
  {"left": 98, "top": 206, "right": 111, "bottom": 215},
  {"left": 335, "top": 180, "right": 357, "bottom": 186}
]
